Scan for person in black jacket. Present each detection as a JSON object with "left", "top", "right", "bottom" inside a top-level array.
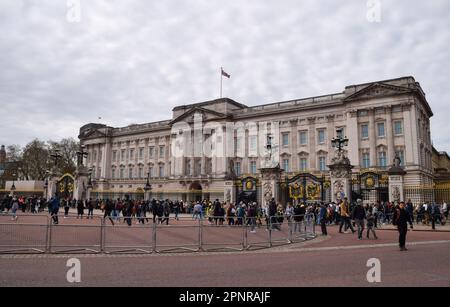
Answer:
[
  {"left": 393, "top": 201, "right": 413, "bottom": 251},
  {"left": 352, "top": 199, "right": 366, "bottom": 240}
]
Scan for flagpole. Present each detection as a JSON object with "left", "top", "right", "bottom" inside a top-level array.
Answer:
[{"left": 220, "top": 67, "right": 223, "bottom": 98}]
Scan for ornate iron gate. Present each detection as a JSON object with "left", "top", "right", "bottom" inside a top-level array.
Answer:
[
  {"left": 57, "top": 174, "right": 75, "bottom": 199},
  {"left": 236, "top": 177, "right": 259, "bottom": 204},
  {"left": 352, "top": 172, "right": 389, "bottom": 203},
  {"left": 286, "top": 173, "right": 330, "bottom": 204}
]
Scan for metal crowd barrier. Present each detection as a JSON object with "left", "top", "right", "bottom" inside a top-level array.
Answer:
[{"left": 0, "top": 213, "right": 316, "bottom": 254}]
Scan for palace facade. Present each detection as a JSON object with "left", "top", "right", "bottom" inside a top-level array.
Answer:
[{"left": 79, "top": 76, "right": 437, "bottom": 204}]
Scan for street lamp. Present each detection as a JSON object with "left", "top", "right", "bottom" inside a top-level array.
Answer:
[
  {"left": 87, "top": 168, "right": 93, "bottom": 189},
  {"left": 331, "top": 129, "right": 349, "bottom": 153},
  {"left": 76, "top": 145, "right": 88, "bottom": 167},
  {"left": 144, "top": 172, "right": 152, "bottom": 200}
]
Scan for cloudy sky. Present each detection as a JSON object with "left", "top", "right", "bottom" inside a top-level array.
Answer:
[{"left": 1, "top": 0, "right": 449, "bottom": 150}]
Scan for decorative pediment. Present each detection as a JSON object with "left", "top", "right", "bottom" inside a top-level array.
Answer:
[
  {"left": 345, "top": 83, "right": 412, "bottom": 101},
  {"left": 81, "top": 129, "right": 106, "bottom": 139},
  {"left": 170, "top": 107, "right": 228, "bottom": 125}
]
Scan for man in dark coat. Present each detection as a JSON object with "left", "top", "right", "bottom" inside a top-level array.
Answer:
[{"left": 393, "top": 201, "right": 413, "bottom": 251}]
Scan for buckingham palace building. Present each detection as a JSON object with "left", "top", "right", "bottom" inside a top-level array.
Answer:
[{"left": 78, "top": 76, "right": 440, "bottom": 205}]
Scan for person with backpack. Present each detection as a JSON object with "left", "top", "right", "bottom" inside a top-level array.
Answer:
[{"left": 393, "top": 201, "right": 413, "bottom": 251}]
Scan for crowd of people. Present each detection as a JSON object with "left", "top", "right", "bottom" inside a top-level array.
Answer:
[{"left": 1, "top": 194, "right": 448, "bottom": 231}]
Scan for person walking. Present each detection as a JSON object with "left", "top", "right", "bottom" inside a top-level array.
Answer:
[
  {"left": 318, "top": 203, "right": 328, "bottom": 236},
  {"left": 393, "top": 201, "right": 414, "bottom": 251},
  {"left": 339, "top": 198, "right": 355, "bottom": 234},
  {"left": 50, "top": 194, "right": 60, "bottom": 225},
  {"left": 173, "top": 201, "right": 180, "bottom": 221},
  {"left": 87, "top": 198, "right": 94, "bottom": 219},
  {"left": 352, "top": 199, "right": 366, "bottom": 240},
  {"left": 161, "top": 200, "right": 171, "bottom": 225},
  {"left": 77, "top": 199, "right": 84, "bottom": 219},
  {"left": 247, "top": 203, "right": 257, "bottom": 233},
  {"left": 10, "top": 197, "right": 19, "bottom": 221},
  {"left": 64, "top": 198, "right": 70, "bottom": 218},
  {"left": 431, "top": 202, "right": 441, "bottom": 230},
  {"left": 366, "top": 207, "right": 378, "bottom": 239},
  {"left": 104, "top": 199, "right": 115, "bottom": 226}
]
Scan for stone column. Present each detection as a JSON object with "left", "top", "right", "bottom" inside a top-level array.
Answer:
[
  {"left": 259, "top": 166, "right": 283, "bottom": 209},
  {"left": 224, "top": 180, "right": 235, "bottom": 204},
  {"left": 369, "top": 109, "right": 376, "bottom": 167},
  {"left": 308, "top": 117, "right": 316, "bottom": 171},
  {"left": 329, "top": 152, "right": 353, "bottom": 203},
  {"left": 46, "top": 170, "right": 61, "bottom": 200},
  {"left": 388, "top": 157, "right": 407, "bottom": 204},
  {"left": 74, "top": 166, "right": 89, "bottom": 201},
  {"left": 385, "top": 106, "right": 395, "bottom": 166}
]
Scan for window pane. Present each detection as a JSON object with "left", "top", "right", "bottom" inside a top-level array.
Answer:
[
  {"left": 282, "top": 133, "right": 289, "bottom": 146},
  {"left": 377, "top": 123, "right": 385, "bottom": 137},
  {"left": 283, "top": 159, "right": 289, "bottom": 172},
  {"left": 394, "top": 121, "right": 403, "bottom": 135},
  {"left": 249, "top": 136, "right": 257, "bottom": 151},
  {"left": 361, "top": 125, "right": 369, "bottom": 139},
  {"left": 318, "top": 130, "right": 325, "bottom": 144},
  {"left": 250, "top": 161, "right": 257, "bottom": 174},
  {"left": 235, "top": 162, "right": 241, "bottom": 176},
  {"left": 300, "top": 158, "right": 307, "bottom": 171},
  {"left": 299, "top": 131, "right": 308, "bottom": 145}
]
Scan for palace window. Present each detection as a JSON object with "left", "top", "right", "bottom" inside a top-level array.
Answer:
[
  {"left": 112, "top": 151, "right": 117, "bottom": 162},
  {"left": 111, "top": 168, "right": 116, "bottom": 179},
  {"left": 299, "top": 158, "right": 308, "bottom": 171},
  {"left": 250, "top": 161, "right": 257, "bottom": 174},
  {"left": 394, "top": 121, "right": 403, "bottom": 136},
  {"left": 128, "top": 167, "right": 133, "bottom": 179},
  {"left": 362, "top": 153, "right": 370, "bottom": 168},
  {"left": 129, "top": 149, "right": 134, "bottom": 160},
  {"left": 249, "top": 136, "right": 257, "bottom": 152},
  {"left": 139, "top": 148, "right": 144, "bottom": 160},
  {"left": 299, "top": 131, "right": 308, "bottom": 146},
  {"left": 361, "top": 124, "right": 369, "bottom": 139},
  {"left": 378, "top": 151, "right": 387, "bottom": 168},
  {"left": 377, "top": 122, "right": 385, "bottom": 137},
  {"left": 149, "top": 166, "right": 154, "bottom": 178},
  {"left": 319, "top": 156, "right": 327, "bottom": 171},
  {"left": 149, "top": 147, "right": 154, "bottom": 158},
  {"left": 138, "top": 166, "right": 143, "bottom": 179},
  {"left": 159, "top": 146, "right": 165, "bottom": 158},
  {"left": 282, "top": 133, "right": 290, "bottom": 146},
  {"left": 121, "top": 150, "right": 126, "bottom": 161},
  {"left": 119, "top": 167, "right": 124, "bottom": 179},
  {"left": 159, "top": 165, "right": 165, "bottom": 177},
  {"left": 395, "top": 150, "right": 405, "bottom": 167},
  {"left": 283, "top": 159, "right": 290, "bottom": 172},
  {"left": 235, "top": 161, "right": 241, "bottom": 177},
  {"left": 318, "top": 130, "right": 326, "bottom": 145}
]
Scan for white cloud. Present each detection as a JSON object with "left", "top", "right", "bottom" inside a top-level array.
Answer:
[{"left": 0, "top": 0, "right": 449, "bottom": 151}]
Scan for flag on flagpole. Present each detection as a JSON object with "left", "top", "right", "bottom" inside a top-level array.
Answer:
[{"left": 221, "top": 68, "right": 231, "bottom": 79}]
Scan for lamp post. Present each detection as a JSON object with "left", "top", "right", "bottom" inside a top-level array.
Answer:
[
  {"left": 50, "top": 149, "right": 62, "bottom": 169},
  {"left": 144, "top": 172, "right": 152, "bottom": 201},
  {"left": 10, "top": 173, "right": 16, "bottom": 196},
  {"left": 331, "top": 128, "right": 349, "bottom": 153},
  {"left": 76, "top": 145, "right": 88, "bottom": 167}
]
